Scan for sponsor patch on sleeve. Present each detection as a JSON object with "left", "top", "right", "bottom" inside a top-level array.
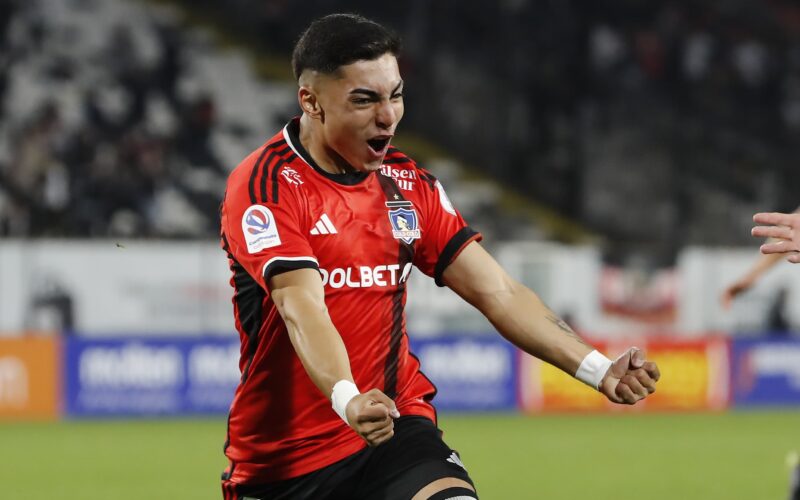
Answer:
[
  {"left": 242, "top": 205, "right": 281, "bottom": 253},
  {"left": 435, "top": 180, "right": 457, "bottom": 216}
]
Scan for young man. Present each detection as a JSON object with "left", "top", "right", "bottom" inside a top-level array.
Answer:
[{"left": 219, "top": 14, "right": 660, "bottom": 500}]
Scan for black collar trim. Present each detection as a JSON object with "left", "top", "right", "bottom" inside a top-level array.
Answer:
[{"left": 283, "top": 118, "right": 371, "bottom": 186}]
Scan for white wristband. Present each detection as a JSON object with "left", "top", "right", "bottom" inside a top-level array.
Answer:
[
  {"left": 331, "top": 380, "right": 360, "bottom": 425},
  {"left": 575, "top": 350, "right": 613, "bottom": 390}
]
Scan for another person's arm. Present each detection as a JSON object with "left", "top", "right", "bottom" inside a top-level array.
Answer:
[
  {"left": 752, "top": 209, "right": 800, "bottom": 264},
  {"left": 721, "top": 207, "right": 800, "bottom": 306},
  {"left": 269, "top": 268, "right": 399, "bottom": 446},
  {"left": 442, "top": 242, "right": 659, "bottom": 404},
  {"left": 720, "top": 252, "right": 784, "bottom": 308}
]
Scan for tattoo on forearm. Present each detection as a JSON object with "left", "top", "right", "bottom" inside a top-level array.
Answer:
[{"left": 545, "top": 311, "right": 588, "bottom": 346}]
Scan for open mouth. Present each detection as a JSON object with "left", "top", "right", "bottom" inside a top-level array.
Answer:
[{"left": 367, "top": 136, "right": 391, "bottom": 153}]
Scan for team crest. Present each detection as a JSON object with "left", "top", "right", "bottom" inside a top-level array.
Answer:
[{"left": 386, "top": 201, "right": 421, "bottom": 244}]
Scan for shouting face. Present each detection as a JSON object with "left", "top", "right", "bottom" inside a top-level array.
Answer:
[{"left": 298, "top": 53, "right": 405, "bottom": 173}]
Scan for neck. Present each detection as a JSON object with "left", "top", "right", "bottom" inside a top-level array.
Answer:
[{"left": 298, "top": 115, "right": 355, "bottom": 175}]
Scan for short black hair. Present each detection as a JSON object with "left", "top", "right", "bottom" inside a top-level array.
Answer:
[{"left": 291, "top": 14, "right": 401, "bottom": 81}]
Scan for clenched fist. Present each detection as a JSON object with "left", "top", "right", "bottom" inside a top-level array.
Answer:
[
  {"left": 599, "top": 347, "right": 660, "bottom": 405},
  {"left": 346, "top": 388, "right": 401, "bottom": 447}
]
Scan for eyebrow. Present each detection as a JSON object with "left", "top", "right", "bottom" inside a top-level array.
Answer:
[{"left": 349, "top": 81, "right": 404, "bottom": 98}]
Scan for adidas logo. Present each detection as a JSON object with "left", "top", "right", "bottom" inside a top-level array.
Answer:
[
  {"left": 310, "top": 213, "right": 338, "bottom": 235},
  {"left": 446, "top": 451, "right": 466, "bottom": 470}
]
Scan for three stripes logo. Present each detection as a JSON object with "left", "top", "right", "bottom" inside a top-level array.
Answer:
[
  {"left": 447, "top": 451, "right": 466, "bottom": 470},
  {"left": 310, "top": 214, "right": 337, "bottom": 235}
]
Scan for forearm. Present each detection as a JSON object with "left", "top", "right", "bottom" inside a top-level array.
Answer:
[
  {"left": 272, "top": 285, "right": 353, "bottom": 397},
  {"left": 480, "top": 277, "right": 593, "bottom": 376},
  {"left": 444, "top": 242, "right": 658, "bottom": 402},
  {"left": 746, "top": 245, "right": 785, "bottom": 277}
]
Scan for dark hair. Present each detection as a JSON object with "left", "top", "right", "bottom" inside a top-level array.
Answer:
[{"left": 291, "top": 14, "right": 401, "bottom": 80}]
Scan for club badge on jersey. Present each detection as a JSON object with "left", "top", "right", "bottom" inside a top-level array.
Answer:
[
  {"left": 386, "top": 201, "right": 421, "bottom": 244},
  {"left": 242, "top": 205, "right": 281, "bottom": 253}
]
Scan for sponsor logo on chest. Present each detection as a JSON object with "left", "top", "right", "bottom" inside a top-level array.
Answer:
[
  {"left": 380, "top": 165, "right": 416, "bottom": 191},
  {"left": 319, "top": 263, "right": 413, "bottom": 289}
]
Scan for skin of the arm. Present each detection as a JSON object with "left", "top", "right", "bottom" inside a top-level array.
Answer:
[
  {"left": 441, "top": 242, "right": 592, "bottom": 375},
  {"left": 269, "top": 268, "right": 398, "bottom": 445},
  {"left": 442, "top": 241, "right": 659, "bottom": 404},
  {"left": 721, "top": 251, "right": 785, "bottom": 308},
  {"left": 270, "top": 268, "right": 354, "bottom": 394},
  {"left": 722, "top": 207, "right": 800, "bottom": 306}
]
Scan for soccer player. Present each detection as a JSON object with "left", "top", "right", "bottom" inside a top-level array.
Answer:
[
  {"left": 721, "top": 208, "right": 800, "bottom": 307},
  {"left": 219, "top": 14, "right": 660, "bottom": 500}
]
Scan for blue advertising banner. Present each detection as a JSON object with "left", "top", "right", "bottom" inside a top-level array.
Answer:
[
  {"left": 409, "top": 336, "right": 517, "bottom": 411},
  {"left": 64, "top": 335, "right": 517, "bottom": 416},
  {"left": 64, "top": 337, "right": 240, "bottom": 417},
  {"left": 731, "top": 338, "right": 800, "bottom": 406}
]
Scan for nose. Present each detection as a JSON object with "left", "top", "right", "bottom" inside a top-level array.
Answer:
[{"left": 375, "top": 100, "right": 397, "bottom": 130}]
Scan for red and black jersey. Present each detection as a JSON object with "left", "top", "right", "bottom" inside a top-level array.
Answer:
[{"left": 219, "top": 118, "right": 481, "bottom": 484}]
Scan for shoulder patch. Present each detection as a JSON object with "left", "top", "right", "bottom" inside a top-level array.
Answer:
[
  {"left": 435, "top": 180, "right": 457, "bottom": 216},
  {"left": 242, "top": 205, "right": 281, "bottom": 253}
]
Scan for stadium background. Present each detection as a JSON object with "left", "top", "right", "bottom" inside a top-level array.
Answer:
[{"left": 1, "top": 0, "right": 799, "bottom": 498}]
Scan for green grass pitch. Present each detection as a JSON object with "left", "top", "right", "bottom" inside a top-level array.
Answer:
[{"left": 1, "top": 411, "right": 797, "bottom": 499}]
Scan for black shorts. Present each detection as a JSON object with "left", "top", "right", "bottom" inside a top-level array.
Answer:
[{"left": 221, "top": 416, "right": 475, "bottom": 500}]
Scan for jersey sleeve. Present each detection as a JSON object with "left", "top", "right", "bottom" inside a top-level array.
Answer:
[
  {"left": 413, "top": 171, "right": 482, "bottom": 286},
  {"left": 222, "top": 170, "right": 317, "bottom": 290}
]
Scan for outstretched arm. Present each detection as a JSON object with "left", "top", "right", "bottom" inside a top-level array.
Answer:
[
  {"left": 269, "top": 268, "right": 399, "bottom": 445},
  {"left": 721, "top": 207, "right": 800, "bottom": 307},
  {"left": 442, "top": 242, "right": 659, "bottom": 404},
  {"left": 720, "top": 252, "right": 784, "bottom": 308},
  {"left": 752, "top": 209, "right": 800, "bottom": 264}
]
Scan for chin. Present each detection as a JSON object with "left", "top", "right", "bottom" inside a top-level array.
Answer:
[{"left": 353, "top": 158, "right": 383, "bottom": 172}]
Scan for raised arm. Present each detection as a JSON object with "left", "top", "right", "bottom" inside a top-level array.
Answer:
[
  {"left": 441, "top": 242, "right": 659, "bottom": 404},
  {"left": 269, "top": 268, "right": 399, "bottom": 445}
]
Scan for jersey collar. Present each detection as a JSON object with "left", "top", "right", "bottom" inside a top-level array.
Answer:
[{"left": 283, "top": 118, "right": 371, "bottom": 186}]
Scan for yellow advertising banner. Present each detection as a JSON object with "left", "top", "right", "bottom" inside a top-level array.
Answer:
[
  {"left": 519, "top": 338, "right": 730, "bottom": 412},
  {"left": 0, "top": 336, "right": 60, "bottom": 419}
]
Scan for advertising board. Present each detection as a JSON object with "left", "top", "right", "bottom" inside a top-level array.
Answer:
[
  {"left": 410, "top": 336, "right": 517, "bottom": 411},
  {"left": 64, "top": 337, "right": 239, "bottom": 416},
  {"left": 519, "top": 338, "right": 730, "bottom": 412},
  {"left": 0, "top": 336, "right": 59, "bottom": 419}
]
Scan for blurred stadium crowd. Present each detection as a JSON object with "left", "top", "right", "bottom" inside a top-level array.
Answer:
[
  {"left": 0, "top": 0, "right": 295, "bottom": 238},
  {"left": 1, "top": 0, "right": 799, "bottom": 262}
]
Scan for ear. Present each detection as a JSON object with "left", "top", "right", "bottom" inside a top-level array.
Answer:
[{"left": 298, "top": 87, "right": 324, "bottom": 121}]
